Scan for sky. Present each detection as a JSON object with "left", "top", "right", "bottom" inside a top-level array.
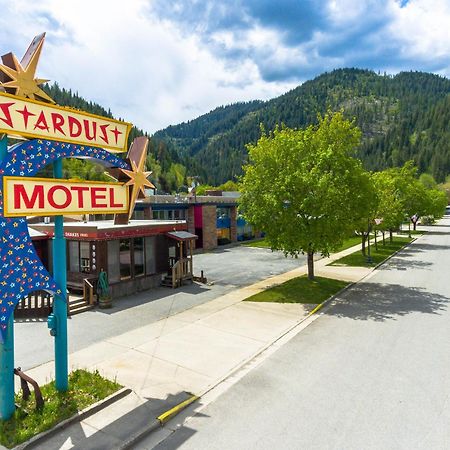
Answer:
[{"left": 0, "top": 0, "right": 449, "bottom": 133}]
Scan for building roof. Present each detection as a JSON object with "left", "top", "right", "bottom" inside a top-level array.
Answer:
[
  {"left": 28, "top": 226, "right": 48, "bottom": 239},
  {"left": 166, "top": 231, "right": 198, "bottom": 241},
  {"left": 138, "top": 193, "right": 239, "bottom": 207},
  {"left": 31, "top": 219, "right": 188, "bottom": 241}
]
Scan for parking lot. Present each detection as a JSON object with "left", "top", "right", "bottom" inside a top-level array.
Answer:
[{"left": 15, "top": 244, "right": 305, "bottom": 371}]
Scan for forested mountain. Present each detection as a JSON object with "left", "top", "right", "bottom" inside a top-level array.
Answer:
[
  {"left": 153, "top": 69, "right": 450, "bottom": 184},
  {"left": 41, "top": 83, "right": 190, "bottom": 192},
  {"left": 41, "top": 69, "right": 450, "bottom": 190}
]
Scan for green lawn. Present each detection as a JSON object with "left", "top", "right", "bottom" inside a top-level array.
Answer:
[
  {"left": 244, "top": 275, "right": 349, "bottom": 304},
  {"left": 241, "top": 238, "right": 271, "bottom": 248},
  {"left": 243, "top": 234, "right": 371, "bottom": 252},
  {"left": 329, "top": 236, "right": 412, "bottom": 267},
  {"left": 397, "top": 229, "right": 425, "bottom": 236},
  {"left": 0, "top": 369, "right": 122, "bottom": 448}
]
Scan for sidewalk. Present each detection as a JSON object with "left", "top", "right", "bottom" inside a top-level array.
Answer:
[{"left": 18, "top": 242, "right": 372, "bottom": 449}]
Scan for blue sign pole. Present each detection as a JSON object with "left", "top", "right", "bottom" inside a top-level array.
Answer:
[
  {"left": 0, "top": 135, "right": 15, "bottom": 420},
  {"left": 52, "top": 158, "right": 68, "bottom": 391}
]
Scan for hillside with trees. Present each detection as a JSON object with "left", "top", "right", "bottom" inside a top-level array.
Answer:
[
  {"left": 154, "top": 69, "right": 450, "bottom": 185},
  {"left": 41, "top": 83, "right": 194, "bottom": 192},
  {"left": 42, "top": 69, "right": 450, "bottom": 190}
]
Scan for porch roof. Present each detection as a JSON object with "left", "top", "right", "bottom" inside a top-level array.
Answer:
[{"left": 166, "top": 231, "right": 198, "bottom": 242}]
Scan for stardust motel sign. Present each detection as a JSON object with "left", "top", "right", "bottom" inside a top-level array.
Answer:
[
  {"left": 0, "top": 92, "right": 130, "bottom": 152},
  {"left": 3, "top": 176, "right": 129, "bottom": 217}
]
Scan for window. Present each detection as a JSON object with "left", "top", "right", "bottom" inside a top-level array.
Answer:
[
  {"left": 68, "top": 241, "right": 90, "bottom": 273},
  {"left": 107, "top": 240, "right": 120, "bottom": 283},
  {"left": 119, "top": 239, "right": 131, "bottom": 279},
  {"left": 216, "top": 207, "right": 231, "bottom": 219},
  {"left": 133, "top": 210, "right": 145, "bottom": 220},
  {"left": 80, "top": 242, "right": 90, "bottom": 273},
  {"left": 68, "top": 241, "right": 79, "bottom": 272},
  {"left": 134, "top": 237, "right": 145, "bottom": 277},
  {"left": 145, "top": 237, "right": 156, "bottom": 274}
]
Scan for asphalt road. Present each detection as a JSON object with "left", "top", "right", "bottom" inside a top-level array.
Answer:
[
  {"left": 15, "top": 245, "right": 303, "bottom": 371},
  {"left": 149, "top": 217, "right": 450, "bottom": 450}
]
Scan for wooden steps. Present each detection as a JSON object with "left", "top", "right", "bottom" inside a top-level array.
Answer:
[{"left": 68, "top": 296, "right": 95, "bottom": 316}]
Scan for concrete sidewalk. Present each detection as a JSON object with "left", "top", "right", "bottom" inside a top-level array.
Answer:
[{"left": 19, "top": 242, "right": 372, "bottom": 449}]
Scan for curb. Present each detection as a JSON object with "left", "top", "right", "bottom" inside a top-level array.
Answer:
[
  {"left": 119, "top": 394, "right": 199, "bottom": 450},
  {"left": 372, "top": 235, "right": 418, "bottom": 270},
  {"left": 15, "top": 387, "right": 132, "bottom": 450}
]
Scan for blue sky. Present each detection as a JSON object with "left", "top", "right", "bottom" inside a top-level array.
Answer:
[{"left": 0, "top": 0, "right": 449, "bottom": 132}]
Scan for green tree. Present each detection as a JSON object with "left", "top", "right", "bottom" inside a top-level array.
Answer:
[
  {"left": 419, "top": 173, "right": 437, "bottom": 190},
  {"left": 372, "top": 169, "right": 404, "bottom": 242},
  {"left": 425, "top": 188, "right": 448, "bottom": 219},
  {"left": 353, "top": 174, "right": 379, "bottom": 256},
  {"left": 241, "top": 112, "right": 373, "bottom": 280}
]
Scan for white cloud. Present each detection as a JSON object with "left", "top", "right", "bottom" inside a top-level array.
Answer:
[
  {"left": 0, "top": 0, "right": 294, "bottom": 133},
  {"left": 0, "top": 0, "right": 448, "bottom": 135},
  {"left": 389, "top": 0, "right": 450, "bottom": 60}
]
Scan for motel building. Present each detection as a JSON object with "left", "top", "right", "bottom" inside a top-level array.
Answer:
[
  {"left": 132, "top": 190, "right": 262, "bottom": 251},
  {"left": 24, "top": 189, "right": 260, "bottom": 315},
  {"left": 9, "top": 174, "right": 197, "bottom": 316}
]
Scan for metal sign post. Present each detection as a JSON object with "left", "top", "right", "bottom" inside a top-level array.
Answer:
[
  {"left": 52, "top": 158, "right": 68, "bottom": 391},
  {"left": 0, "top": 135, "right": 15, "bottom": 420}
]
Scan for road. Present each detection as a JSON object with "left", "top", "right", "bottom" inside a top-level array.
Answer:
[
  {"left": 15, "top": 245, "right": 303, "bottom": 371},
  {"left": 148, "top": 217, "right": 450, "bottom": 450}
]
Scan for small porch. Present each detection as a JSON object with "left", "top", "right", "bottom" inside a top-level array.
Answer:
[{"left": 162, "top": 231, "right": 197, "bottom": 288}]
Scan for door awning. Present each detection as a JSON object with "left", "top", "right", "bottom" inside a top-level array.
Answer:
[{"left": 166, "top": 231, "right": 198, "bottom": 241}]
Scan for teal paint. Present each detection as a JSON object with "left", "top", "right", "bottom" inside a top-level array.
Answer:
[
  {"left": 52, "top": 158, "right": 68, "bottom": 391},
  {"left": 0, "top": 135, "right": 15, "bottom": 420}
]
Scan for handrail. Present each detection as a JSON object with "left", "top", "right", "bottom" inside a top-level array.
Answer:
[
  {"left": 83, "top": 278, "right": 95, "bottom": 305},
  {"left": 172, "top": 260, "right": 180, "bottom": 288},
  {"left": 14, "top": 367, "right": 44, "bottom": 410},
  {"left": 171, "top": 258, "right": 193, "bottom": 288}
]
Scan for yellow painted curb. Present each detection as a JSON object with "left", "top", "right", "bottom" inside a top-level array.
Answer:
[
  {"left": 308, "top": 302, "right": 325, "bottom": 316},
  {"left": 157, "top": 394, "right": 199, "bottom": 425}
]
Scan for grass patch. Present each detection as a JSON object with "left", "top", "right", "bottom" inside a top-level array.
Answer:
[
  {"left": 245, "top": 275, "right": 349, "bottom": 304},
  {"left": 329, "top": 236, "right": 412, "bottom": 268},
  {"left": 397, "top": 229, "right": 425, "bottom": 236},
  {"left": 243, "top": 235, "right": 373, "bottom": 252},
  {"left": 241, "top": 238, "right": 272, "bottom": 248},
  {"left": 0, "top": 369, "right": 122, "bottom": 448}
]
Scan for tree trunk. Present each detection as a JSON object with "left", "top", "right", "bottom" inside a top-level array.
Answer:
[
  {"left": 382, "top": 231, "right": 385, "bottom": 245},
  {"left": 374, "top": 230, "right": 378, "bottom": 251},
  {"left": 307, "top": 251, "right": 314, "bottom": 280},
  {"left": 413, "top": 220, "right": 417, "bottom": 231},
  {"left": 361, "top": 233, "right": 366, "bottom": 256},
  {"left": 389, "top": 229, "right": 393, "bottom": 242}
]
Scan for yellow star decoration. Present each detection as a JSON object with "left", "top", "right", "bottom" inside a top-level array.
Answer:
[
  {"left": 119, "top": 155, "right": 155, "bottom": 221},
  {"left": 0, "top": 33, "right": 55, "bottom": 104}
]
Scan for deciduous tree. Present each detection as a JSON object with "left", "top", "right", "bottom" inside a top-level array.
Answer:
[{"left": 241, "top": 112, "right": 373, "bottom": 280}]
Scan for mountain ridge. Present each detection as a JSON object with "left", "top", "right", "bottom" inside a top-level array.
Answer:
[{"left": 153, "top": 68, "right": 450, "bottom": 184}]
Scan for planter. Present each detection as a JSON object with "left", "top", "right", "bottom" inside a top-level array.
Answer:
[{"left": 98, "top": 296, "right": 112, "bottom": 309}]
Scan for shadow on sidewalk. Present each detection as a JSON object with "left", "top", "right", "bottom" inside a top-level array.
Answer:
[
  {"left": 94, "top": 282, "right": 211, "bottom": 316},
  {"left": 325, "top": 282, "right": 449, "bottom": 322},
  {"left": 38, "top": 391, "right": 194, "bottom": 450}
]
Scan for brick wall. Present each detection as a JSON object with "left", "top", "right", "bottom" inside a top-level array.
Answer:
[
  {"left": 187, "top": 206, "right": 196, "bottom": 234},
  {"left": 202, "top": 205, "right": 217, "bottom": 250},
  {"left": 230, "top": 206, "right": 237, "bottom": 242},
  {"left": 144, "top": 207, "right": 152, "bottom": 219}
]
